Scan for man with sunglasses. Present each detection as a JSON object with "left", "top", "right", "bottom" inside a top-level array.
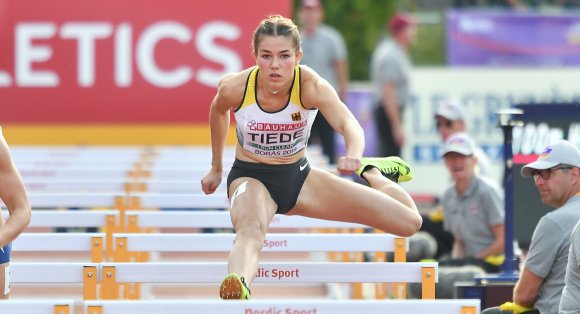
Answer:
[{"left": 482, "top": 140, "right": 580, "bottom": 314}]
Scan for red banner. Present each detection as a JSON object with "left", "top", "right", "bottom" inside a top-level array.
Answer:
[{"left": 0, "top": 0, "right": 291, "bottom": 123}]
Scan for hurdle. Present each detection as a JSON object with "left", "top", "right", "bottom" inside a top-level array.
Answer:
[
  {"left": 21, "top": 192, "right": 229, "bottom": 257},
  {"left": 19, "top": 166, "right": 232, "bottom": 180},
  {"left": 8, "top": 261, "right": 437, "bottom": 300},
  {"left": 84, "top": 299, "right": 480, "bottom": 314},
  {"left": 0, "top": 299, "right": 74, "bottom": 314},
  {"left": 97, "top": 261, "right": 437, "bottom": 299},
  {"left": 111, "top": 232, "right": 408, "bottom": 299},
  {"left": 24, "top": 192, "right": 230, "bottom": 210},
  {"left": 24, "top": 178, "right": 227, "bottom": 193},
  {"left": 7, "top": 210, "right": 119, "bottom": 261},
  {"left": 112, "top": 233, "right": 407, "bottom": 259},
  {"left": 13, "top": 233, "right": 105, "bottom": 263},
  {"left": 10, "top": 263, "right": 99, "bottom": 300},
  {"left": 6, "top": 210, "right": 118, "bottom": 229},
  {"left": 123, "top": 210, "right": 368, "bottom": 231}
]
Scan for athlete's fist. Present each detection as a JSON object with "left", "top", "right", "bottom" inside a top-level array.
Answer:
[
  {"left": 201, "top": 167, "right": 223, "bottom": 194},
  {"left": 336, "top": 156, "right": 361, "bottom": 175}
]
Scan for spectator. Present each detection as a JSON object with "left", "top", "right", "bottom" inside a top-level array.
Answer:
[
  {"left": 370, "top": 12, "right": 416, "bottom": 158},
  {"left": 0, "top": 127, "right": 32, "bottom": 299},
  {"left": 439, "top": 132, "right": 505, "bottom": 273},
  {"left": 417, "top": 99, "right": 497, "bottom": 260},
  {"left": 435, "top": 99, "right": 494, "bottom": 179},
  {"left": 409, "top": 132, "right": 504, "bottom": 299},
  {"left": 299, "top": 0, "right": 349, "bottom": 164},
  {"left": 560, "top": 218, "right": 580, "bottom": 313},
  {"left": 482, "top": 140, "right": 580, "bottom": 314}
]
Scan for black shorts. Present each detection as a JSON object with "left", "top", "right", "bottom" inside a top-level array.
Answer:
[{"left": 227, "top": 157, "right": 311, "bottom": 214}]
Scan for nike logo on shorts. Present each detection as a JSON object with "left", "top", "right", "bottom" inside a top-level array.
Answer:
[{"left": 300, "top": 161, "right": 309, "bottom": 171}]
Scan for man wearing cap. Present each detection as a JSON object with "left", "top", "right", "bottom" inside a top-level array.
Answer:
[
  {"left": 370, "top": 12, "right": 416, "bottom": 158},
  {"left": 420, "top": 99, "right": 497, "bottom": 260},
  {"left": 299, "top": 0, "right": 349, "bottom": 164},
  {"left": 435, "top": 98, "right": 494, "bottom": 179},
  {"left": 482, "top": 140, "right": 580, "bottom": 314},
  {"left": 439, "top": 132, "right": 505, "bottom": 272}
]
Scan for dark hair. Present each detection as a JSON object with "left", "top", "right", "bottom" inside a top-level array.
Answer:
[{"left": 252, "top": 15, "right": 301, "bottom": 55}]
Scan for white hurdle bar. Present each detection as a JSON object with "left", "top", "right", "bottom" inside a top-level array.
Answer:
[
  {"left": 84, "top": 299, "right": 480, "bottom": 314},
  {"left": 112, "top": 233, "right": 408, "bottom": 263},
  {"left": 125, "top": 210, "right": 369, "bottom": 230},
  {"left": 15, "top": 210, "right": 118, "bottom": 260},
  {"left": 19, "top": 167, "right": 231, "bottom": 179},
  {"left": 15, "top": 193, "right": 230, "bottom": 209},
  {"left": 96, "top": 261, "right": 438, "bottom": 300},
  {"left": 113, "top": 233, "right": 406, "bottom": 252},
  {"left": 4, "top": 210, "right": 119, "bottom": 228},
  {"left": 10, "top": 263, "right": 99, "bottom": 300},
  {"left": 5, "top": 209, "right": 369, "bottom": 230},
  {"left": 22, "top": 210, "right": 119, "bottom": 228},
  {"left": 24, "top": 178, "right": 228, "bottom": 193},
  {"left": 9, "top": 262, "right": 438, "bottom": 300},
  {"left": 13, "top": 233, "right": 105, "bottom": 262},
  {"left": 0, "top": 299, "right": 75, "bottom": 314},
  {"left": 100, "top": 262, "right": 437, "bottom": 284}
]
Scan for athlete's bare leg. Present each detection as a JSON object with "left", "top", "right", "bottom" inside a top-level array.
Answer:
[
  {"left": 291, "top": 168, "right": 421, "bottom": 237},
  {"left": 226, "top": 178, "right": 277, "bottom": 282},
  {"left": 362, "top": 168, "right": 416, "bottom": 211}
]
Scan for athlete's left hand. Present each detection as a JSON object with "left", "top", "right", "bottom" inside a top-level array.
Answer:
[{"left": 336, "top": 156, "right": 361, "bottom": 175}]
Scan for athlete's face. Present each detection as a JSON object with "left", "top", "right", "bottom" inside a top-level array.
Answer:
[{"left": 255, "top": 35, "right": 302, "bottom": 90}]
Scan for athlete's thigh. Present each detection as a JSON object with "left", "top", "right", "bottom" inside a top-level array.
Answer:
[
  {"left": 291, "top": 169, "right": 398, "bottom": 229},
  {"left": 0, "top": 263, "right": 8, "bottom": 299},
  {"left": 228, "top": 177, "right": 277, "bottom": 232}
]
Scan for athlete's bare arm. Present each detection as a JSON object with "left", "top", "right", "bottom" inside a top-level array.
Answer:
[
  {"left": 201, "top": 69, "right": 250, "bottom": 195},
  {"left": 300, "top": 66, "right": 364, "bottom": 174},
  {"left": 0, "top": 132, "right": 31, "bottom": 247}
]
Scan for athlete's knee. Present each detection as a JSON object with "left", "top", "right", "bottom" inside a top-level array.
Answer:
[
  {"left": 235, "top": 220, "right": 267, "bottom": 249},
  {"left": 398, "top": 213, "right": 423, "bottom": 237}
]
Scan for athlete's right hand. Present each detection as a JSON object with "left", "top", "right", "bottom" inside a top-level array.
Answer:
[{"left": 201, "top": 167, "right": 223, "bottom": 195}]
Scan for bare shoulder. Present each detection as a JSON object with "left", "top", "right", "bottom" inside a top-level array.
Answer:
[
  {"left": 215, "top": 67, "right": 254, "bottom": 107},
  {"left": 0, "top": 130, "right": 12, "bottom": 169},
  {"left": 299, "top": 65, "right": 320, "bottom": 87}
]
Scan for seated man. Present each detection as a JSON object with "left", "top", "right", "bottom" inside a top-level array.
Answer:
[
  {"left": 411, "top": 133, "right": 504, "bottom": 299},
  {"left": 483, "top": 140, "right": 580, "bottom": 314}
]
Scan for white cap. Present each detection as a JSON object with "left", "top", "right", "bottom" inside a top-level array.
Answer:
[
  {"left": 442, "top": 132, "right": 475, "bottom": 157},
  {"left": 521, "top": 140, "right": 580, "bottom": 177},
  {"left": 435, "top": 99, "right": 465, "bottom": 121}
]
